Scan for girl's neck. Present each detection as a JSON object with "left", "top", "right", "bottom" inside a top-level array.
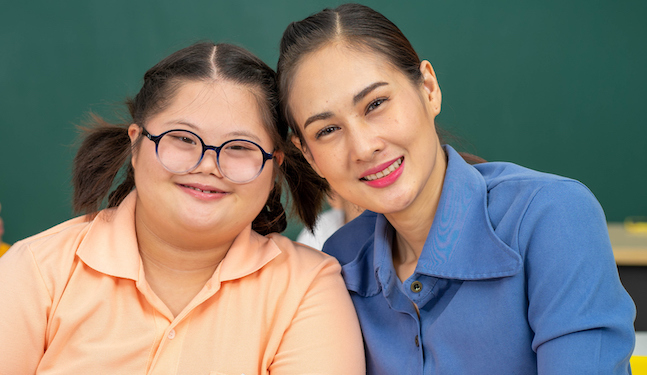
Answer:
[
  {"left": 134, "top": 209, "right": 233, "bottom": 317},
  {"left": 135, "top": 206, "right": 232, "bottom": 271}
]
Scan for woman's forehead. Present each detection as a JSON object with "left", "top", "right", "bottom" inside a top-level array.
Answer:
[{"left": 289, "top": 46, "right": 403, "bottom": 112}]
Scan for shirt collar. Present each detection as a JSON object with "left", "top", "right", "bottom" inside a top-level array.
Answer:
[
  {"left": 342, "top": 145, "right": 523, "bottom": 296},
  {"left": 76, "top": 192, "right": 141, "bottom": 280},
  {"left": 218, "top": 226, "right": 281, "bottom": 282},
  {"left": 76, "top": 191, "right": 281, "bottom": 282}
]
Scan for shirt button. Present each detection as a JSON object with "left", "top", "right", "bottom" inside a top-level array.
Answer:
[
  {"left": 415, "top": 335, "right": 420, "bottom": 347},
  {"left": 411, "top": 281, "right": 423, "bottom": 293},
  {"left": 168, "top": 329, "right": 176, "bottom": 339}
]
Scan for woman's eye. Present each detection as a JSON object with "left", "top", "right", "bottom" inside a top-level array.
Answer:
[
  {"left": 315, "top": 126, "right": 339, "bottom": 139},
  {"left": 366, "top": 97, "right": 388, "bottom": 114}
]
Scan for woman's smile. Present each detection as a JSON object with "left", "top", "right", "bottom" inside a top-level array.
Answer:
[
  {"left": 289, "top": 44, "right": 444, "bottom": 216},
  {"left": 360, "top": 156, "right": 404, "bottom": 182}
]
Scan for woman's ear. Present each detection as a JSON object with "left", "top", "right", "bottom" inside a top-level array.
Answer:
[
  {"left": 291, "top": 135, "right": 324, "bottom": 178},
  {"left": 420, "top": 60, "right": 442, "bottom": 115}
]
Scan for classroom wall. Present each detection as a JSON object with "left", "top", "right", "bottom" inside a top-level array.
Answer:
[{"left": 1, "top": 0, "right": 645, "bottom": 243}]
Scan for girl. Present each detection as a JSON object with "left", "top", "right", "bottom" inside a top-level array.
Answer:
[{"left": 0, "top": 42, "right": 364, "bottom": 374}]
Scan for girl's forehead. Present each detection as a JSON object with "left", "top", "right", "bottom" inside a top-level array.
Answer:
[{"left": 149, "top": 80, "right": 272, "bottom": 142}]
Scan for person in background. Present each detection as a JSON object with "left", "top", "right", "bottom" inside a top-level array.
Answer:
[
  {"left": 0, "top": 203, "right": 10, "bottom": 257},
  {"left": 277, "top": 3, "right": 635, "bottom": 374},
  {"left": 0, "top": 41, "right": 364, "bottom": 374},
  {"left": 296, "top": 189, "right": 363, "bottom": 250}
]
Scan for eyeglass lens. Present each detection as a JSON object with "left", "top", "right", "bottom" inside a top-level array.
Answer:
[{"left": 156, "top": 130, "right": 267, "bottom": 183}]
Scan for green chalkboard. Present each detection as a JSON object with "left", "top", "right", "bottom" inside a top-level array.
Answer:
[{"left": 1, "top": 0, "right": 645, "bottom": 244}]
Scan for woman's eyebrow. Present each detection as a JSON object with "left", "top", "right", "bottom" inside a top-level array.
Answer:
[
  {"left": 304, "top": 111, "right": 333, "bottom": 129},
  {"left": 353, "top": 82, "right": 388, "bottom": 105},
  {"left": 303, "top": 82, "right": 389, "bottom": 129}
]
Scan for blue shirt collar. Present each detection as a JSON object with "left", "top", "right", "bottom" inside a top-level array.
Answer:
[{"left": 342, "top": 145, "right": 523, "bottom": 297}]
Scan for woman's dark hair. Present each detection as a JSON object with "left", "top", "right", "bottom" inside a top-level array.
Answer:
[
  {"left": 277, "top": 3, "right": 485, "bottom": 229},
  {"left": 73, "top": 42, "right": 290, "bottom": 235}
]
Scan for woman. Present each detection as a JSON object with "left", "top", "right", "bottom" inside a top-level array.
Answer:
[
  {"left": 278, "top": 4, "right": 635, "bottom": 374},
  {"left": 0, "top": 42, "right": 364, "bottom": 374}
]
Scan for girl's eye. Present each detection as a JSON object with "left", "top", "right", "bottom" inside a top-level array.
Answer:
[
  {"left": 315, "top": 125, "right": 339, "bottom": 139},
  {"left": 169, "top": 134, "right": 197, "bottom": 145},
  {"left": 366, "top": 97, "right": 388, "bottom": 114}
]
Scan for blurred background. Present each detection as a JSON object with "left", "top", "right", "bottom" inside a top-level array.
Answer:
[{"left": 1, "top": 0, "right": 645, "bottom": 243}]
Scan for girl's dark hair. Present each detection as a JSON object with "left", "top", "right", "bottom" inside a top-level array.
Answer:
[
  {"left": 277, "top": 3, "right": 485, "bottom": 229},
  {"left": 73, "top": 42, "right": 290, "bottom": 235}
]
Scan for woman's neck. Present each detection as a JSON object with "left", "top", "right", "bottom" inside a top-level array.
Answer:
[{"left": 386, "top": 145, "right": 447, "bottom": 282}]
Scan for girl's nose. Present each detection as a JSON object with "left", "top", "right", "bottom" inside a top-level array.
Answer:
[{"left": 193, "top": 149, "right": 224, "bottom": 178}]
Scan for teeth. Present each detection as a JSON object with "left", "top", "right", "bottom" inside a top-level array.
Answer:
[
  {"left": 186, "top": 185, "right": 216, "bottom": 193},
  {"left": 363, "top": 158, "right": 402, "bottom": 181}
]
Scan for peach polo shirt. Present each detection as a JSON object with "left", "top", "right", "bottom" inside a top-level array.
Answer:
[{"left": 0, "top": 192, "right": 364, "bottom": 374}]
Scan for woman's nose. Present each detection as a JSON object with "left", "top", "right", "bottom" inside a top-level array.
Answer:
[{"left": 348, "top": 121, "right": 385, "bottom": 162}]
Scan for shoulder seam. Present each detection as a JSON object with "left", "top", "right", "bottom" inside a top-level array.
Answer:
[
  {"left": 515, "top": 179, "right": 592, "bottom": 253},
  {"left": 25, "top": 243, "right": 54, "bottom": 301}
]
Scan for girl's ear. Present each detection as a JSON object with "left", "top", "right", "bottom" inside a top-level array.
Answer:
[
  {"left": 273, "top": 150, "right": 285, "bottom": 166},
  {"left": 128, "top": 124, "right": 140, "bottom": 143},
  {"left": 127, "top": 124, "right": 140, "bottom": 167}
]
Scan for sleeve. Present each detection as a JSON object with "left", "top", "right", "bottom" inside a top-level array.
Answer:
[
  {"left": 268, "top": 256, "right": 365, "bottom": 375},
  {"left": 519, "top": 181, "right": 635, "bottom": 374},
  {"left": 0, "top": 241, "right": 52, "bottom": 374}
]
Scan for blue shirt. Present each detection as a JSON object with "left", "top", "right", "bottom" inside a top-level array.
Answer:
[{"left": 324, "top": 145, "right": 635, "bottom": 374}]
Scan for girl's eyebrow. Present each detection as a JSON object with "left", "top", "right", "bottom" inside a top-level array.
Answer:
[
  {"left": 164, "top": 120, "right": 199, "bottom": 129},
  {"left": 164, "top": 121, "right": 262, "bottom": 143},
  {"left": 224, "top": 130, "right": 261, "bottom": 142}
]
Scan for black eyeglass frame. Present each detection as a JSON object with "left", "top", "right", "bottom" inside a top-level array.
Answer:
[{"left": 141, "top": 127, "right": 275, "bottom": 183}]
